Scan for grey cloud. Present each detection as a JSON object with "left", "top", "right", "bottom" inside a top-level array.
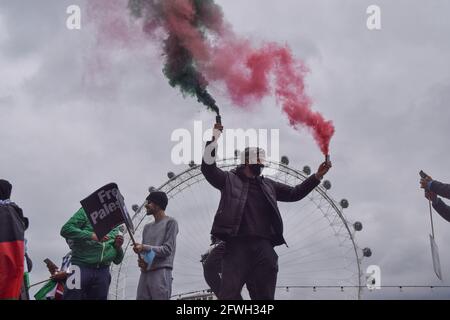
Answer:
[{"left": 1, "top": 0, "right": 450, "bottom": 299}]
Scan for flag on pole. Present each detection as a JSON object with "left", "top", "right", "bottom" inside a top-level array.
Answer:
[
  {"left": 430, "top": 234, "right": 443, "bottom": 281},
  {"left": 0, "top": 203, "right": 25, "bottom": 299},
  {"left": 116, "top": 189, "right": 134, "bottom": 235},
  {"left": 34, "top": 280, "right": 57, "bottom": 300},
  {"left": 80, "top": 183, "right": 134, "bottom": 240}
]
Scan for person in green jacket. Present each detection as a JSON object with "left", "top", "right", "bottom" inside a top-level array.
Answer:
[{"left": 60, "top": 208, "right": 124, "bottom": 300}]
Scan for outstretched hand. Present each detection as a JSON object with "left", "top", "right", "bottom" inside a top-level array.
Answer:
[{"left": 315, "top": 161, "right": 332, "bottom": 180}]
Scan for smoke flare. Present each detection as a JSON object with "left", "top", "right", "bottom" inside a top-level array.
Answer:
[{"left": 95, "top": 0, "right": 335, "bottom": 154}]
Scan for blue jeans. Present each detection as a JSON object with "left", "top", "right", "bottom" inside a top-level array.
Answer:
[{"left": 63, "top": 265, "right": 111, "bottom": 300}]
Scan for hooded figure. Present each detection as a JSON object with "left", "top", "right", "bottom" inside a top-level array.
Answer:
[{"left": 0, "top": 180, "right": 28, "bottom": 299}]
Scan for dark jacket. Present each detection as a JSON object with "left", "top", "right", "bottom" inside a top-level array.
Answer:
[
  {"left": 430, "top": 180, "right": 450, "bottom": 223},
  {"left": 201, "top": 140, "right": 320, "bottom": 246}
]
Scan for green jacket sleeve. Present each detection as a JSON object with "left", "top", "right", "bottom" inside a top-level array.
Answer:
[{"left": 60, "top": 208, "right": 92, "bottom": 241}]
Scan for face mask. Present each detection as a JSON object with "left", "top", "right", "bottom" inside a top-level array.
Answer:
[{"left": 249, "top": 164, "right": 264, "bottom": 176}]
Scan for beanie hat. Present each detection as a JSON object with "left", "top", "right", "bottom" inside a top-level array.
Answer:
[{"left": 146, "top": 191, "right": 168, "bottom": 211}]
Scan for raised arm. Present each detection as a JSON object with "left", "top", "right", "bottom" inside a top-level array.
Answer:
[
  {"left": 274, "top": 175, "right": 321, "bottom": 202},
  {"left": 201, "top": 124, "right": 226, "bottom": 190},
  {"left": 275, "top": 160, "right": 331, "bottom": 202}
]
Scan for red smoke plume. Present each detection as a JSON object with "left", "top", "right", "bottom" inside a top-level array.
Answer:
[{"left": 91, "top": 0, "right": 335, "bottom": 155}]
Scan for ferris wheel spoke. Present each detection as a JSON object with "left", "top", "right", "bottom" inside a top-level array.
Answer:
[
  {"left": 170, "top": 192, "right": 210, "bottom": 255},
  {"left": 281, "top": 248, "right": 350, "bottom": 269},
  {"left": 281, "top": 255, "right": 351, "bottom": 271},
  {"left": 285, "top": 218, "right": 334, "bottom": 247},
  {"left": 279, "top": 232, "right": 343, "bottom": 258},
  {"left": 282, "top": 200, "right": 314, "bottom": 226},
  {"left": 175, "top": 191, "right": 208, "bottom": 245},
  {"left": 284, "top": 205, "right": 325, "bottom": 236},
  {"left": 281, "top": 243, "right": 352, "bottom": 265}
]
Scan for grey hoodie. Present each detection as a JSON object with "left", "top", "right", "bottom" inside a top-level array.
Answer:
[{"left": 142, "top": 216, "right": 178, "bottom": 271}]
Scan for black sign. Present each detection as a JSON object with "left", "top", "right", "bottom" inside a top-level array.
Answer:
[{"left": 80, "top": 183, "right": 134, "bottom": 240}]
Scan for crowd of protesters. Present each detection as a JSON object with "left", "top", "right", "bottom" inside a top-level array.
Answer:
[{"left": 1, "top": 122, "right": 338, "bottom": 301}]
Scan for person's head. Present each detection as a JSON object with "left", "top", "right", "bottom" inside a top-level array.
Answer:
[
  {"left": 145, "top": 191, "right": 168, "bottom": 216},
  {"left": 240, "top": 147, "right": 266, "bottom": 177},
  {"left": 0, "top": 179, "right": 12, "bottom": 201}
]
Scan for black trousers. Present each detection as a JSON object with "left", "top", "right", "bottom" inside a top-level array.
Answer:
[
  {"left": 219, "top": 237, "right": 278, "bottom": 300},
  {"left": 203, "top": 242, "right": 226, "bottom": 297}
]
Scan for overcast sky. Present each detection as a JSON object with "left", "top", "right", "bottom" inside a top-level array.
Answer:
[{"left": 1, "top": 0, "right": 450, "bottom": 300}]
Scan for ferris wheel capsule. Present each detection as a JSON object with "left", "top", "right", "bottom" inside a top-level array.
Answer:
[
  {"left": 363, "top": 248, "right": 372, "bottom": 258},
  {"left": 303, "top": 166, "right": 311, "bottom": 175},
  {"left": 340, "top": 199, "right": 349, "bottom": 209},
  {"left": 167, "top": 172, "right": 176, "bottom": 180},
  {"left": 354, "top": 221, "right": 363, "bottom": 231},
  {"left": 323, "top": 180, "right": 332, "bottom": 190}
]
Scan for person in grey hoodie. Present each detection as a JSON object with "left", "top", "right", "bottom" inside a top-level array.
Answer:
[
  {"left": 133, "top": 191, "right": 178, "bottom": 300},
  {"left": 421, "top": 174, "right": 450, "bottom": 222}
]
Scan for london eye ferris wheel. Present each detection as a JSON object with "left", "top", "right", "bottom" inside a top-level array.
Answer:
[{"left": 109, "top": 155, "right": 371, "bottom": 300}]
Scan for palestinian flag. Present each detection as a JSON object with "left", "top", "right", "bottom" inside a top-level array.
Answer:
[
  {"left": 34, "top": 280, "right": 64, "bottom": 300},
  {"left": 0, "top": 203, "right": 25, "bottom": 299}
]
